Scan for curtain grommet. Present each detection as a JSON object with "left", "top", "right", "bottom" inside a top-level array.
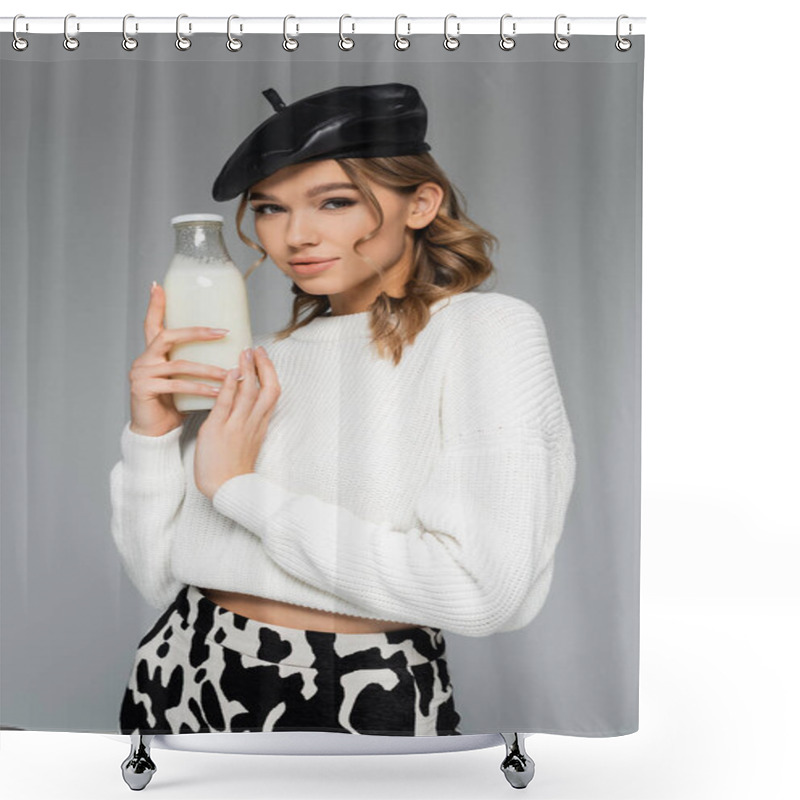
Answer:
[
  {"left": 63, "top": 13, "right": 80, "bottom": 51},
  {"left": 175, "top": 14, "right": 191, "bottom": 51},
  {"left": 615, "top": 15, "right": 632, "bottom": 51},
  {"left": 338, "top": 15, "right": 355, "bottom": 51},
  {"left": 121, "top": 14, "right": 138, "bottom": 51},
  {"left": 499, "top": 14, "right": 516, "bottom": 51},
  {"left": 226, "top": 15, "right": 243, "bottom": 52},
  {"left": 443, "top": 14, "right": 460, "bottom": 51},
  {"left": 12, "top": 14, "right": 29, "bottom": 51},
  {"left": 394, "top": 15, "right": 410, "bottom": 50},
  {"left": 283, "top": 15, "right": 299, "bottom": 51},
  {"left": 553, "top": 14, "right": 570, "bottom": 51}
]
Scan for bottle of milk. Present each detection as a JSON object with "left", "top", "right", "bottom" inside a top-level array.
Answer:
[{"left": 163, "top": 213, "right": 253, "bottom": 413}]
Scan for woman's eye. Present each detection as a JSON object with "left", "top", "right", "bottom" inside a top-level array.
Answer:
[
  {"left": 323, "top": 198, "right": 356, "bottom": 210},
  {"left": 252, "top": 204, "right": 279, "bottom": 216}
]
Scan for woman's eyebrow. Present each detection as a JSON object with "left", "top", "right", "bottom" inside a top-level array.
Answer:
[{"left": 249, "top": 182, "right": 358, "bottom": 202}]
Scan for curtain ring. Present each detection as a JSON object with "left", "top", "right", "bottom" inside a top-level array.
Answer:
[
  {"left": 443, "top": 14, "right": 460, "bottom": 51},
  {"left": 63, "top": 13, "right": 80, "bottom": 51},
  {"left": 615, "top": 15, "right": 632, "bottom": 52},
  {"left": 175, "top": 14, "right": 191, "bottom": 51},
  {"left": 283, "top": 15, "right": 299, "bottom": 51},
  {"left": 227, "top": 15, "right": 243, "bottom": 51},
  {"left": 553, "top": 14, "right": 570, "bottom": 51},
  {"left": 394, "top": 15, "right": 410, "bottom": 51},
  {"left": 339, "top": 15, "right": 355, "bottom": 50},
  {"left": 122, "top": 14, "right": 139, "bottom": 51},
  {"left": 12, "top": 14, "right": 29, "bottom": 52},
  {"left": 499, "top": 14, "right": 516, "bottom": 51}
]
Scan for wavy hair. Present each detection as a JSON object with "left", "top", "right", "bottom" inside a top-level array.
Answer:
[{"left": 233, "top": 153, "right": 498, "bottom": 365}]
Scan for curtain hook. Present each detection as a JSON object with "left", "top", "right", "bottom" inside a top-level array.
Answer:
[
  {"left": 227, "top": 15, "right": 243, "bottom": 52},
  {"left": 63, "top": 13, "right": 80, "bottom": 51},
  {"left": 443, "top": 14, "right": 460, "bottom": 51},
  {"left": 283, "top": 15, "right": 299, "bottom": 51},
  {"left": 12, "top": 14, "right": 29, "bottom": 52},
  {"left": 122, "top": 14, "right": 139, "bottom": 51},
  {"left": 175, "top": 14, "right": 191, "bottom": 51},
  {"left": 339, "top": 15, "right": 355, "bottom": 51},
  {"left": 394, "top": 15, "right": 410, "bottom": 51},
  {"left": 553, "top": 14, "right": 570, "bottom": 51},
  {"left": 500, "top": 14, "right": 516, "bottom": 51},
  {"left": 615, "top": 15, "right": 632, "bottom": 52}
]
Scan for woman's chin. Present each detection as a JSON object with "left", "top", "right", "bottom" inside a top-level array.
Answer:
[{"left": 288, "top": 277, "right": 335, "bottom": 297}]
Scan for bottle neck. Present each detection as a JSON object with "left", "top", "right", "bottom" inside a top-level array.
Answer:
[{"left": 173, "top": 222, "right": 231, "bottom": 262}]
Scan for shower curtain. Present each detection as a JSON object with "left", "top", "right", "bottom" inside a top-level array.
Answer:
[{"left": 0, "top": 24, "right": 644, "bottom": 738}]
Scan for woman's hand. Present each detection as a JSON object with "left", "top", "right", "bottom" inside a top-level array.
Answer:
[
  {"left": 194, "top": 346, "right": 281, "bottom": 500},
  {"left": 129, "top": 282, "right": 231, "bottom": 437}
]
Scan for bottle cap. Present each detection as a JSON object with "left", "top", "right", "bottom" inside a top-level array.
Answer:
[{"left": 170, "top": 213, "right": 224, "bottom": 226}]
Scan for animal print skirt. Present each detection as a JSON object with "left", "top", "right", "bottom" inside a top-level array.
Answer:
[{"left": 119, "top": 585, "right": 462, "bottom": 736}]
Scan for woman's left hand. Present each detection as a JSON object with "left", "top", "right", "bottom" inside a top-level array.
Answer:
[{"left": 195, "top": 346, "right": 281, "bottom": 500}]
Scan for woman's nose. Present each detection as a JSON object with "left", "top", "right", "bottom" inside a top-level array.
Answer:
[{"left": 284, "top": 213, "right": 319, "bottom": 247}]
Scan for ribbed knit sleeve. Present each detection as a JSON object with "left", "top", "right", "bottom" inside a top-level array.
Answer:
[
  {"left": 109, "top": 422, "right": 188, "bottom": 611},
  {"left": 211, "top": 296, "right": 576, "bottom": 637}
]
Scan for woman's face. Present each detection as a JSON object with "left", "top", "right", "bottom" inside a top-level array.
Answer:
[{"left": 247, "top": 159, "right": 443, "bottom": 316}]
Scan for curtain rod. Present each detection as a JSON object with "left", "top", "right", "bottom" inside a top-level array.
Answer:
[{"left": 1, "top": 16, "right": 646, "bottom": 36}]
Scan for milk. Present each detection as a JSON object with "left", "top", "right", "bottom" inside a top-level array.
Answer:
[{"left": 163, "top": 215, "right": 253, "bottom": 413}]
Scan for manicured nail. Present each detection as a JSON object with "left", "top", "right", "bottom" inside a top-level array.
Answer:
[
  {"left": 245, "top": 347, "right": 253, "bottom": 362},
  {"left": 150, "top": 280, "right": 157, "bottom": 293},
  {"left": 210, "top": 328, "right": 230, "bottom": 336}
]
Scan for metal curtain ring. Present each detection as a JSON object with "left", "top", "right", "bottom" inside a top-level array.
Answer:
[
  {"left": 553, "top": 14, "right": 570, "bottom": 51},
  {"left": 12, "top": 14, "right": 29, "bottom": 52},
  {"left": 122, "top": 14, "right": 138, "bottom": 51},
  {"left": 615, "top": 14, "right": 632, "bottom": 51},
  {"left": 283, "top": 15, "right": 299, "bottom": 51},
  {"left": 499, "top": 14, "right": 516, "bottom": 50},
  {"left": 443, "top": 14, "right": 460, "bottom": 51},
  {"left": 394, "top": 15, "right": 410, "bottom": 50},
  {"left": 63, "top": 13, "right": 79, "bottom": 51},
  {"left": 339, "top": 15, "right": 354, "bottom": 50},
  {"left": 227, "top": 15, "right": 243, "bottom": 51},
  {"left": 175, "top": 14, "right": 191, "bottom": 51}
]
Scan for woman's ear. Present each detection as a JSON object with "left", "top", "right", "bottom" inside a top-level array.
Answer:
[{"left": 407, "top": 182, "right": 444, "bottom": 229}]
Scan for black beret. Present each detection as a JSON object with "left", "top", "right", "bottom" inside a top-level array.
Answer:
[{"left": 211, "top": 83, "right": 432, "bottom": 202}]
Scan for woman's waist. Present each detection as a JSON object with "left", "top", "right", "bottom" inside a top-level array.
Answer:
[{"left": 198, "top": 587, "right": 419, "bottom": 634}]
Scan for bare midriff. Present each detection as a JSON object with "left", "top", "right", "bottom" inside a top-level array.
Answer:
[{"left": 199, "top": 588, "right": 419, "bottom": 634}]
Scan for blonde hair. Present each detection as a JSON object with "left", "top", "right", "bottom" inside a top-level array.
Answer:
[{"left": 234, "top": 154, "right": 498, "bottom": 365}]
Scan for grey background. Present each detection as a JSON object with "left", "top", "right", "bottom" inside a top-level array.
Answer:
[{"left": 0, "top": 33, "right": 643, "bottom": 734}]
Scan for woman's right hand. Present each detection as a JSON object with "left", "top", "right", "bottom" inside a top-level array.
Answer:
[{"left": 128, "top": 283, "right": 231, "bottom": 437}]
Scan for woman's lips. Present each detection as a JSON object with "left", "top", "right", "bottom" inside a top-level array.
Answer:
[{"left": 291, "top": 258, "right": 339, "bottom": 276}]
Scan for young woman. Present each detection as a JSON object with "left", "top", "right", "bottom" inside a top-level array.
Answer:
[{"left": 111, "top": 83, "right": 576, "bottom": 737}]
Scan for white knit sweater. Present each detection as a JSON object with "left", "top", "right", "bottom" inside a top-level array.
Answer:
[{"left": 110, "top": 290, "right": 576, "bottom": 637}]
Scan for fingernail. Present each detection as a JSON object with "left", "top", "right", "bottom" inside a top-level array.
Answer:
[
  {"left": 150, "top": 280, "right": 157, "bottom": 293},
  {"left": 210, "top": 328, "right": 230, "bottom": 336},
  {"left": 230, "top": 368, "right": 243, "bottom": 381},
  {"left": 244, "top": 347, "right": 253, "bottom": 362}
]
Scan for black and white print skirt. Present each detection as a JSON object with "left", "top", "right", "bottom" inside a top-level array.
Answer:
[{"left": 119, "top": 585, "right": 462, "bottom": 736}]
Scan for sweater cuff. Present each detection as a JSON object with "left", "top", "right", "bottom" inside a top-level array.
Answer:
[
  {"left": 120, "top": 421, "right": 184, "bottom": 476},
  {"left": 211, "top": 472, "right": 293, "bottom": 533}
]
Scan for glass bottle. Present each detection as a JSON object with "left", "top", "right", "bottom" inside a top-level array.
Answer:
[{"left": 163, "top": 213, "right": 253, "bottom": 413}]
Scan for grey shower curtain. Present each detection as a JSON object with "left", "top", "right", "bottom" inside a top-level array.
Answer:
[{"left": 0, "top": 30, "right": 643, "bottom": 735}]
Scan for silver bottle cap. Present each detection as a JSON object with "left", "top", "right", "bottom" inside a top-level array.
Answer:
[{"left": 170, "top": 213, "right": 224, "bottom": 226}]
